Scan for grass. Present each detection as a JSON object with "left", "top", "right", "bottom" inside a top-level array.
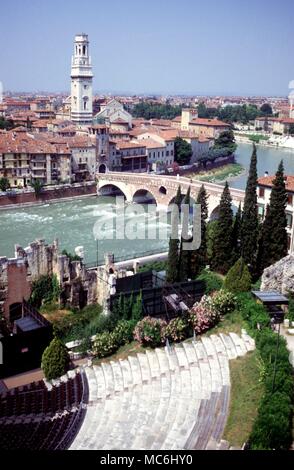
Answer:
[
  {"left": 248, "top": 134, "right": 270, "bottom": 143},
  {"left": 92, "top": 341, "right": 147, "bottom": 366},
  {"left": 40, "top": 302, "right": 72, "bottom": 322},
  {"left": 187, "top": 163, "right": 244, "bottom": 183},
  {"left": 204, "top": 309, "right": 245, "bottom": 337},
  {"left": 223, "top": 350, "right": 264, "bottom": 447}
]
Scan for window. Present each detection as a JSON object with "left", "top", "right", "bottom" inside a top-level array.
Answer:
[
  {"left": 259, "top": 187, "right": 265, "bottom": 198},
  {"left": 288, "top": 194, "right": 293, "bottom": 206},
  {"left": 288, "top": 235, "right": 291, "bottom": 251},
  {"left": 286, "top": 212, "right": 293, "bottom": 229},
  {"left": 258, "top": 204, "right": 265, "bottom": 218},
  {"left": 167, "top": 151, "right": 169, "bottom": 156}
]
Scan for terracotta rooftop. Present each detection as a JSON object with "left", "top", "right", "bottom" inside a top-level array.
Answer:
[
  {"left": 190, "top": 118, "right": 229, "bottom": 127},
  {"left": 139, "top": 138, "right": 165, "bottom": 149},
  {"left": 0, "top": 132, "right": 70, "bottom": 154},
  {"left": 116, "top": 140, "right": 146, "bottom": 150},
  {"left": 258, "top": 175, "right": 294, "bottom": 192}
]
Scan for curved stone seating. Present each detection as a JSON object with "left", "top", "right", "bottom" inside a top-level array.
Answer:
[{"left": 70, "top": 332, "right": 255, "bottom": 451}]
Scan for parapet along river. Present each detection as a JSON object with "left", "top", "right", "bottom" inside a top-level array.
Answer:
[{"left": 0, "top": 143, "right": 294, "bottom": 263}]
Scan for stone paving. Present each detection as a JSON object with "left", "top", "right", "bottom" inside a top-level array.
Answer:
[{"left": 70, "top": 330, "right": 255, "bottom": 451}]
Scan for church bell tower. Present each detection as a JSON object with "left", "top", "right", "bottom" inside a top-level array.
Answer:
[{"left": 70, "top": 33, "right": 93, "bottom": 126}]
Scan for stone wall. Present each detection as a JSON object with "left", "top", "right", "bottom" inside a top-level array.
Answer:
[
  {"left": 261, "top": 255, "right": 294, "bottom": 294},
  {"left": 0, "top": 183, "right": 97, "bottom": 208},
  {"left": 0, "top": 239, "right": 98, "bottom": 323}
]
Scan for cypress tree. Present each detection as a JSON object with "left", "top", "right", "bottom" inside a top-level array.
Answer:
[
  {"left": 178, "top": 187, "right": 191, "bottom": 281},
  {"left": 240, "top": 144, "right": 259, "bottom": 269},
  {"left": 166, "top": 186, "right": 181, "bottom": 283},
  {"left": 211, "top": 182, "right": 234, "bottom": 274},
  {"left": 190, "top": 185, "right": 208, "bottom": 278},
  {"left": 257, "top": 161, "right": 288, "bottom": 275},
  {"left": 232, "top": 203, "right": 242, "bottom": 263}
]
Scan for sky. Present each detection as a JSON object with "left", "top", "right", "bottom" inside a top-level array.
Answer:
[{"left": 0, "top": 0, "right": 293, "bottom": 96}]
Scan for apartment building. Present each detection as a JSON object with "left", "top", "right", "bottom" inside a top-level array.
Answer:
[
  {"left": 115, "top": 141, "right": 147, "bottom": 172},
  {"left": 0, "top": 131, "right": 71, "bottom": 187}
]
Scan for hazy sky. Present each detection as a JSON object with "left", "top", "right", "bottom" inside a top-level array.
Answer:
[{"left": 0, "top": 0, "right": 293, "bottom": 96}]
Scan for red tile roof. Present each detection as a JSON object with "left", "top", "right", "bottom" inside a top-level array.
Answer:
[
  {"left": 258, "top": 175, "right": 294, "bottom": 192},
  {"left": 190, "top": 118, "right": 229, "bottom": 127}
]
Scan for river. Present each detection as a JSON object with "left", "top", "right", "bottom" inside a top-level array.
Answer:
[{"left": 0, "top": 142, "right": 294, "bottom": 262}]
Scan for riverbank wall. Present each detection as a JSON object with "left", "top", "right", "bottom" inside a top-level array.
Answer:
[{"left": 0, "top": 182, "right": 97, "bottom": 210}]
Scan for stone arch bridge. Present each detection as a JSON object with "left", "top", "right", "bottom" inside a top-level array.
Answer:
[{"left": 96, "top": 172, "right": 245, "bottom": 219}]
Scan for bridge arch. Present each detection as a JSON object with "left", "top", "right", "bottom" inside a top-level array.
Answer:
[
  {"left": 132, "top": 188, "right": 157, "bottom": 204},
  {"left": 98, "top": 182, "right": 130, "bottom": 201}
]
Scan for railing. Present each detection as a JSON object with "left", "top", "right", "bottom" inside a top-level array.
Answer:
[
  {"left": 97, "top": 171, "right": 245, "bottom": 198},
  {"left": 84, "top": 248, "right": 168, "bottom": 269},
  {"left": 54, "top": 369, "right": 88, "bottom": 450}
]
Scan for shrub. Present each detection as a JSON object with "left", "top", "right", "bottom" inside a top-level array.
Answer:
[
  {"left": 237, "top": 293, "right": 270, "bottom": 330},
  {"left": 134, "top": 317, "right": 167, "bottom": 348},
  {"left": 249, "top": 392, "right": 293, "bottom": 450},
  {"left": 241, "top": 299, "right": 294, "bottom": 450},
  {"left": 197, "top": 269, "right": 223, "bottom": 294},
  {"left": 30, "top": 274, "right": 61, "bottom": 308},
  {"left": 113, "top": 320, "right": 137, "bottom": 346},
  {"left": 211, "top": 289, "right": 237, "bottom": 315},
  {"left": 164, "top": 317, "right": 189, "bottom": 343},
  {"left": 224, "top": 257, "right": 252, "bottom": 293},
  {"left": 93, "top": 331, "right": 119, "bottom": 358},
  {"left": 41, "top": 336, "right": 70, "bottom": 380},
  {"left": 188, "top": 295, "right": 220, "bottom": 334}
]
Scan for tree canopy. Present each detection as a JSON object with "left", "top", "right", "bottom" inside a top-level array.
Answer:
[
  {"left": 132, "top": 102, "right": 182, "bottom": 120},
  {"left": 174, "top": 137, "right": 192, "bottom": 165}
]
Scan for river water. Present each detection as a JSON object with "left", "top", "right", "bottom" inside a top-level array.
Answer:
[{"left": 0, "top": 142, "right": 294, "bottom": 262}]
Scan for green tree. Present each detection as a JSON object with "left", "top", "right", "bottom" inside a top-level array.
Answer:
[
  {"left": 174, "top": 137, "right": 192, "bottom": 165},
  {"left": 41, "top": 336, "right": 70, "bottom": 380},
  {"left": 31, "top": 179, "right": 44, "bottom": 196},
  {"left": 178, "top": 187, "right": 191, "bottom": 281},
  {"left": 206, "top": 220, "right": 218, "bottom": 265},
  {"left": 224, "top": 257, "right": 252, "bottom": 293},
  {"left": 190, "top": 185, "right": 208, "bottom": 278},
  {"left": 211, "top": 182, "right": 234, "bottom": 274},
  {"left": 166, "top": 186, "right": 181, "bottom": 283},
  {"left": 256, "top": 161, "right": 288, "bottom": 275},
  {"left": 240, "top": 144, "right": 259, "bottom": 269},
  {"left": 232, "top": 203, "right": 242, "bottom": 263},
  {"left": 0, "top": 177, "right": 10, "bottom": 192},
  {"left": 132, "top": 291, "right": 143, "bottom": 322},
  {"left": 260, "top": 103, "right": 273, "bottom": 116},
  {"left": 132, "top": 102, "right": 182, "bottom": 120},
  {"left": 213, "top": 130, "right": 237, "bottom": 155}
]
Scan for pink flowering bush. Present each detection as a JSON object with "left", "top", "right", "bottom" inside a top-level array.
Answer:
[
  {"left": 134, "top": 316, "right": 167, "bottom": 348},
  {"left": 188, "top": 295, "right": 220, "bottom": 334},
  {"left": 164, "top": 317, "right": 189, "bottom": 343}
]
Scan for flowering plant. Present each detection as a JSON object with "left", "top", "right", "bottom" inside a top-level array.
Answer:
[
  {"left": 211, "top": 289, "right": 237, "bottom": 316},
  {"left": 188, "top": 295, "right": 220, "bottom": 334},
  {"left": 164, "top": 317, "right": 189, "bottom": 343},
  {"left": 134, "top": 316, "right": 167, "bottom": 348},
  {"left": 93, "top": 331, "right": 118, "bottom": 358}
]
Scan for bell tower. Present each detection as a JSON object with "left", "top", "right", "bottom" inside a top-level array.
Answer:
[{"left": 70, "top": 33, "right": 93, "bottom": 126}]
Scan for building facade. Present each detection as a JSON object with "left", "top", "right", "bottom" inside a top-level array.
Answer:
[{"left": 257, "top": 175, "right": 294, "bottom": 253}]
